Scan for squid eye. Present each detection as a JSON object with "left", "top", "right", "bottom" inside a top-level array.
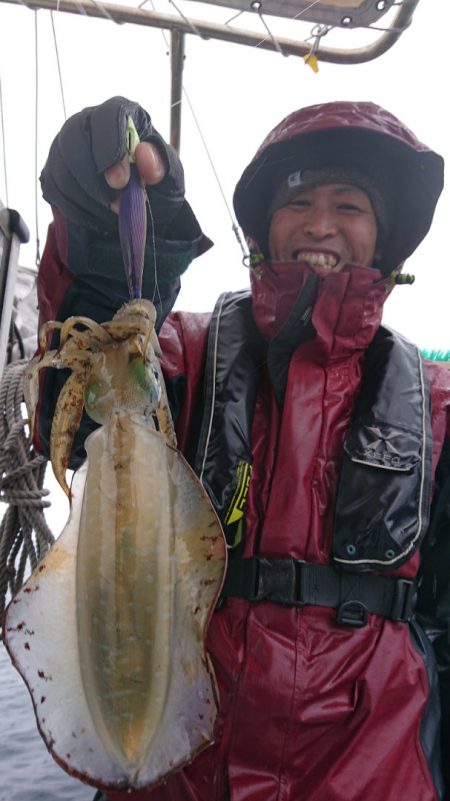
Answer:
[
  {"left": 131, "top": 359, "right": 160, "bottom": 393},
  {"left": 85, "top": 379, "right": 110, "bottom": 423},
  {"left": 85, "top": 379, "right": 109, "bottom": 408}
]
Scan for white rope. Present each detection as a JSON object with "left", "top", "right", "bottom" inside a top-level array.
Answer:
[{"left": 0, "top": 360, "right": 54, "bottom": 630}]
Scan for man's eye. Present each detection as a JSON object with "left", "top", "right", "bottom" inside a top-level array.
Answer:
[
  {"left": 338, "top": 203, "right": 361, "bottom": 211},
  {"left": 290, "top": 199, "right": 310, "bottom": 208}
]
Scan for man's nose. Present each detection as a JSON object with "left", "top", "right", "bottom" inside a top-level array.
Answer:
[{"left": 303, "top": 207, "right": 337, "bottom": 238}]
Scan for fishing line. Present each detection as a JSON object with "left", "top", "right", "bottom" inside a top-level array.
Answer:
[
  {"left": 134, "top": 0, "right": 165, "bottom": 306},
  {"left": 292, "top": 0, "right": 322, "bottom": 21},
  {"left": 283, "top": 0, "right": 399, "bottom": 28},
  {"left": 143, "top": 4, "right": 248, "bottom": 258},
  {"left": 248, "top": 0, "right": 324, "bottom": 51},
  {"left": 182, "top": 88, "right": 248, "bottom": 258},
  {"left": 0, "top": 74, "right": 9, "bottom": 206},
  {"left": 358, "top": 22, "right": 405, "bottom": 32},
  {"left": 34, "top": 10, "right": 41, "bottom": 267},
  {"left": 72, "top": 0, "right": 89, "bottom": 17},
  {"left": 50, "top": 11, "right": 67, "bottom": 120},
  {"left": 140, "top": 0, "right": 171, "bottom": 46},
  {"left": 147, "top": 195, "right": 162, "bottom": 312},
  {"left": 88, "top": 0, "right": 120, "bottom": 24},
  {"left": 250, "top": 2, "right": 285, "bottom": 54},
  {"left": 224, "top": 9, "right": 244, "bottom": 26},
  {"left": 167, "top": 0, "right": 203, "bottom": 37}
]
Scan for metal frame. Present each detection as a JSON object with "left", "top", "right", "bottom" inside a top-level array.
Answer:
[
  {"left": 0, "top": 199, "right": 30, "bottom": 379},
  {"left": 183, "top": 0, "right": 400, "bottom": 29},
  {"left": 0, "top": 0, "right": 420, "bottom": 150}
]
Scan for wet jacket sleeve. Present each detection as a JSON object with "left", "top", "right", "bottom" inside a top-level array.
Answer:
[
  {"left": 417, "top": 436, "right": 450, "bottom": 799},
  {"left": 34, "top": 96, "right": 210, "bottom": 467}
]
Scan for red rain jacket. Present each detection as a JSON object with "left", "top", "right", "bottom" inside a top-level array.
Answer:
[{"left": 108, "top": 271, "right": 450, "bottom": 801}]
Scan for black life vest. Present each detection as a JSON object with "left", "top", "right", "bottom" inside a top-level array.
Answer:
[{"left": 191, "top": 290, "right": 433, "bottom": 572}]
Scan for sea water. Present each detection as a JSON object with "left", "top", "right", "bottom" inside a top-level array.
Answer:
[
  {"left": 0, "top": 645, "right": 92, "bottom": 801},
  {"left": 0, "top": 469, "right": 92, "bottom": 801}
]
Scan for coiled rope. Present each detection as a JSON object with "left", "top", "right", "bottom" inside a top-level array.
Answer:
[{"left": 0, "top": 360, "right": 54, "bottom": 629}]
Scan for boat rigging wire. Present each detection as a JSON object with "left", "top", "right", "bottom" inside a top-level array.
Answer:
[
  {"left": 139, "top": 0, "right": 248, "bottom": 258},
  {"left": 88, "top": 0, "right": 119, "bottom": 23},
  {"left": 50, "top": 11, "right": 67, "bottom": 118},
  {"left": 292, "top": 0, "right": 325, "bottom": 21},
  {"left": 224, "top": 9, "right": 243, "bottom": 26},
  {"left": 161, "top": 1, "right": 247, "bottom": 256},
  {"left": 0, "top": 75, "right": 8, "bottom": 206},
  {"left": 73, "top": 0, "right": 89, "bottom": 16},
  {"left": 168, "top": 0, "right": 203, "bottom": 37},
  {"left": 250, "top": 2, "right": 285, "bottom": 55},
  {"left": 182, "top": 88, "right": 248, "bottom": 259}
]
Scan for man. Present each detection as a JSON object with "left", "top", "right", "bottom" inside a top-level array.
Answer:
[{"left": 35, "top": 97, "right": 450, "bottom": 801}]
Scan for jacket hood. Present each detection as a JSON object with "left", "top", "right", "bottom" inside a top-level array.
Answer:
[{"left": 233, "top": 101, "right": 444, "bottom": 275}]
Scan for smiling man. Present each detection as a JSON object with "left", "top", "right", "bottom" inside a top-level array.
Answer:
[
  {"left": 35, "top": 98, "right": 450, "bottom": 801},
  {"left": 267, "top": 180, "right": 379, "bottom": 270}
]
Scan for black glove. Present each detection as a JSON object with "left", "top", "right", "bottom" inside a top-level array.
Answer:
[
  {"left": 36, "top": 98, "right": 211, "bottom": 468},
  {"left": 40, "top": 95, "right": 186, "bottom": 235}
]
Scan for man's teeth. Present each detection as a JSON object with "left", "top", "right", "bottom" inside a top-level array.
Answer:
[{"left": 295, "top": 251, "right": 338, "bottom": 269}]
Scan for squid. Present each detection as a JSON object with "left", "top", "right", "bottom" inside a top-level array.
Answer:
[{"left": 3, "top": 299, "right": 226, "bottom": 792}]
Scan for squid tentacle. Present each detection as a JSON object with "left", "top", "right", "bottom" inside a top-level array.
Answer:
[
  {"left": 23, "top": 353, "right": 54, "bottom": 437},
  {"left": 59, "top": 317, "right": 113, "bottom": 349},
  {"left": 25, "top": 350, "right": 94, "bottom": 440},
  {"left": 102, "top": 320, "right": 147, "bottom": 341},
  {"left": 50, "top": 364, "right": 93, "bottom": 497},
  {"left": 38, "top": 321, "right": 64, "bottom": 354}
]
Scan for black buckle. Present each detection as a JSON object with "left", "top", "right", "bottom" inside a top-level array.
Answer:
[
  {"left": 251, "top": 558, "right": 305, "bottom": 606},
  {"left": 390, "top": 578, "right": 416, "bottom": 622},
  {"left": 336, "top": 600, "right": 369, "bottom": 628}
]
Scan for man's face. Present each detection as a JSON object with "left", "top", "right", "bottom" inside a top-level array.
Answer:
[{"left": 268, "top": 183, "right": 379, "bottom": 274}]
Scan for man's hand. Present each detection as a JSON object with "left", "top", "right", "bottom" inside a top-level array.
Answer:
[
  {"left": 40, "top": 97, "right": 185, "bottom": 233},
  {"left": 106, "top": 142, "right": 167, "bottom": 214}
]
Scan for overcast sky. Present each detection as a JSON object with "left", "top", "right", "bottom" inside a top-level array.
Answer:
[{"left": 0, "top": 0, "right": 449, "bottom": 353}]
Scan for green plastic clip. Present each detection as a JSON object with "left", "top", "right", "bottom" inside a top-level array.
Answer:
[{"left": 126, "top": 115, "right": 140, "bottom": 163}]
